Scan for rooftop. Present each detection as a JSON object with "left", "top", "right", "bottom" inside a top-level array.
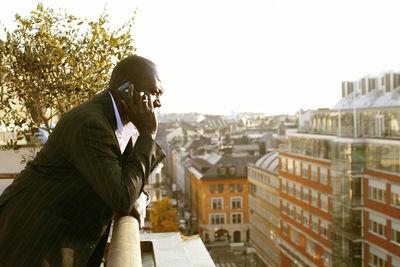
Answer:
[
  {"left": 333, "top": 86, "right": 400, "bottom": 110},
  {"left": 253, "top": 147, "right": 287, "bottom": 174},
  {"left": 192, "top": 154, "right": 258, "bottom": 180}
]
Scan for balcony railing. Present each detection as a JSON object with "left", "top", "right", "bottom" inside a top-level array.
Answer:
[{"left": 107, "top": 216, "right": 142, "bottom": 267}]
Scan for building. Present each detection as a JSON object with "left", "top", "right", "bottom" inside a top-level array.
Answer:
[
  {"left": 363, "top": 168, "right": 400, "bottom": 267},
  {"left": 189, "top": 154, "right": 258, "bottom": 243},
  {"left": 147, "top": 162, "right": 164, "bottom": 202},
  {"left": 279, "top": 135, "right": 333, "bottom": 267},
  {"left": 247, "top": 148, "right": 286, "bottom": 267},
  {"left": 283, "top": 70, "right": 400, "bottom": 266}
]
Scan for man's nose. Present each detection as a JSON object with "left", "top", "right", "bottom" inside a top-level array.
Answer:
[
  {"left": 149, "top": 94, "right": 161, "bottom": 108},
  {"left": 153, "top": 98, "right": 161, "bottom": 108}
]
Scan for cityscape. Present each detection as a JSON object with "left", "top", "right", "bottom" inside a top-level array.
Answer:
[
  {"left": 152, "top": 69, "right": 400, "bottom": 266},
  {"left": 1, "top": 1, "right": 400, "bottom": 266},
  {"left": 1, "top": 69, "right": 400, "bottom": 266}
]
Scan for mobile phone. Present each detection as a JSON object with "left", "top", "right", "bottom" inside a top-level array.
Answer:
[{"left": 117, "top": 81, "right": 136, "bottom": 104}]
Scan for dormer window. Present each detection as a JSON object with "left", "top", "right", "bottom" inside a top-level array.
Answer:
[
  {"left": 228, "top": 166, "right": 236, "bottom": 175},
  {"left": 218, "top": 166, "right": 226, "bottom": 175}
]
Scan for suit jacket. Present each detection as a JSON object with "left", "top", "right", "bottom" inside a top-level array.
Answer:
[{"left": 0, "top": 90, "right": 165, "bottom": 267}]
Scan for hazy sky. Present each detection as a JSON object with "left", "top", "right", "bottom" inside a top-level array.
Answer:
[{"left": 1, "top": 0, "right": 400, "bottom": 115}]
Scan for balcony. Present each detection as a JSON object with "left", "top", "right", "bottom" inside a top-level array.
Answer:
[{"left": 106, "top": 216, "right": 215, "bottom": 267}]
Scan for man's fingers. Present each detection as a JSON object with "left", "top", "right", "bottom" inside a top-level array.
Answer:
[
  {"left": 141, "top": 94, "right": 149, "bottom": 106},
  {"left": 148, "top": 93, "right": 155, "bottom": 111},
  {"left": 141, "top": 93, "right": 154, "bottom": 111}
]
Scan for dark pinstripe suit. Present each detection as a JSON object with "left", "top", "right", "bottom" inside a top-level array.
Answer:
[{"left": 0, "top": 90, "right": 165, "bottom": 266}]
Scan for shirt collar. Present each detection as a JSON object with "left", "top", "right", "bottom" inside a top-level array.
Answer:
[{"left": 108, "top": 91, "right": 124, "bottom": 135}]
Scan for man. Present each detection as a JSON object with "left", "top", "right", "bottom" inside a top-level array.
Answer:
[{"left": 0, "top": 55, "right": 166, "bottom": 266}]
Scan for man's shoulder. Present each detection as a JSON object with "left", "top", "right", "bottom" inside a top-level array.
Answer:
[{"left": 57, "top": 92, "right": 110, "bottom": 130}]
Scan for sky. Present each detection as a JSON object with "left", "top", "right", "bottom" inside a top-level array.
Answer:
[{"left": 1, "top": 0, "right": 400, "bottom": 116}]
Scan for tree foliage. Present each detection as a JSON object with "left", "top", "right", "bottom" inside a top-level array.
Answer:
[
  {"left": 0, "top": 2, "right": 136, "bottom": 149},
  {"left": 149, "top": 196, "right": 180, "bottom": 233}
]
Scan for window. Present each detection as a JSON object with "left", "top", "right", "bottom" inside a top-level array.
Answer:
[
  {"left": 306, "top": 239, "right": 316, "bottom": 258},
  {"left": 368, "top": 180, "right": 386, "bottom": 203},
  {"left": 311, "top": 216, "right": 318, "bottom": 233},
  {"left": 237, "top": 183, "right": 243, "bottom": 192},
  {"left": 288, "top": 204, "right": 294, "bottom": 218},
  {"left": 369, "top": 251, "right": 387, "bottom": 267},
  {"left": 231, "top": 197, "right": 242, "bottom": 209},
  {"left": 288, "top": 181, "right": 293, "bottom": 196},
  {"left": 311, "top": 165, "right": 318, "bottom": 181},
  {"left": 210, "top": 184, "right": 216, "bottom": 193},
  {"left": 231, "top": 213, "right": 242, "bottom": 224},
  {"left": 303, "top": 212, "right": 309, "bottom": 228},
  {"left": 321, "top": 220, "right": 329, "bottom": 238},
  {"left": 295, "top": 184, "right": 301, "bottom": 199},
  {"left": 302, "top": 163, "right": 309, "bottom": 178},
  {"left": 281, "top": 156, "right": 287, "bottom": 171},
  {"left": 229, "top": 183, "right": 235, "bottom": 193},
  {"left": 391, "top": 184, "right": 400, "bottom": 207},
  {"left": 320, "top": 167, "right": 328, "bottom": 185},
  {"left": 282, "top": 201, "right": 288, "bottom": 214},
  {"left": 392, "top": 257, "right": 400, "bottom": 267},
  {"left": 368, "top": 214, "right": 387, "bottom": 238},
  {"left": 218, "top": 167, "right": 227, "bottom": 175},
  {"left": 303, "top": 187, "right": 309, "bottom": 203},
  {"left": 311, "top": 190, "right": 318, "bottom": 207},
  {"left": 218, "top": 184, "right": 224, "bottom": 193},
  {"left": 210, "top": 213, "right": 226, "bottom": 225},
  {"left": 282, "top": 221, "right": 288, "bottom": 235},
  {"left": 320, "top": 194, "right": 328, "bottom": 212},
  {"left": 375, "top": 115, "right": 385, "bottom": 137},
  {"left": 228, "top": 166, "right": 236, "bottom": 175},
  {"left": 287, "top": 159, "right": 293, "bottom": 174},
  {"left": 295, "top": 161, "right": 301, "bottom": 176},
  {"left": 270, "top": 229, "right": 277, "bottom": 241},
  {"left": 391, "top": 192, "right": 400, "bottom": 207},
  {"left": 282, "top": 179, "right": 287, "bottom": 193},
  {"left": 390, "top": 221, "right": 400, "bottom": 245},
  {"left": 211, "top": 197, "right": 223, "bottom": 209},
  {"left": 295, "top": 207, "right": 301, "bottom": 223},
  {"left": 290, "top": 228, "right": 299, "bottom": 245},
  {"left": 323, "top": 250, "right": 331, "bottom": 267}
]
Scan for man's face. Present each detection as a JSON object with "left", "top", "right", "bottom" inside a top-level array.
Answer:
[
  {"left": 145, "top": 77, "right": 163, "bottom": 108},
  {"left": 134, "top": 69, "right": 163, "bottom": 109}
]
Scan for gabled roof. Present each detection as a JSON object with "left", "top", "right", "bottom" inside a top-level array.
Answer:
[{"left": 200, "top": 154, "right": 258, "bottom": 180}]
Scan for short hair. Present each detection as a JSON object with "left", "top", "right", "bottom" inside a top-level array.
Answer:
[{"left": 109, "top": 55, "right": 157, "bottom": 90}]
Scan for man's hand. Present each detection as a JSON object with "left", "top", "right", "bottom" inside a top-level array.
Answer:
[
  {"left": 130, "top": 190, "right": 150, "bottom": 229},
  {"left": 121, "top": 83, "right": 158, "bottom": 140}
]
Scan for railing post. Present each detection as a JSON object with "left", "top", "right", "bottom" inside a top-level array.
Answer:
[{"left": 107, "top": 216, "right": 141, "bottom": 267}]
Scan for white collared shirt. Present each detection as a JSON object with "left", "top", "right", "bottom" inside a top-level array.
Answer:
[{"left": 108, "top": 91, "right": 138, "bottom": 153}]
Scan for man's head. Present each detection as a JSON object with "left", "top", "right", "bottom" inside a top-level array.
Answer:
[{"left": 109, "top": 55, "right": 163, "bottom": 109}]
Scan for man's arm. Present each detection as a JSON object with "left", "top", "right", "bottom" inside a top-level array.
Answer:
[{"left": 71, "top": 118, "right": 165, "bottom": 215}]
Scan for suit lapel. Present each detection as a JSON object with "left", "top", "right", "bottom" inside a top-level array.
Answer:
[
  {"left": 94, "top": 90, "right": 123, "bottom": 157},
  {"left": 100, "top": 90, "right": 118, "bottom": 133}
]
